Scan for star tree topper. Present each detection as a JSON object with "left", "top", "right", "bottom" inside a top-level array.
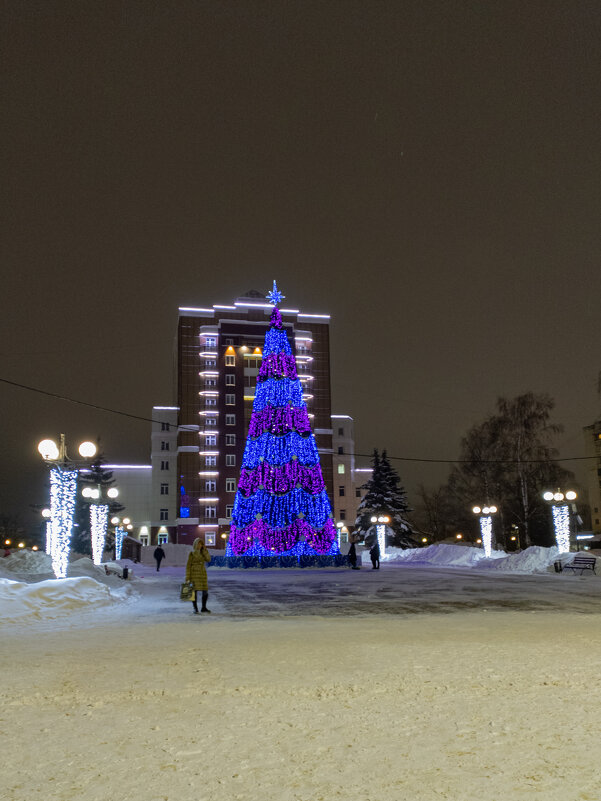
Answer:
[{"left": 266, "top": 280, "right": 285, "bottom": 307}]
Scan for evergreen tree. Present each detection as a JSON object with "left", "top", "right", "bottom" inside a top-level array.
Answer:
[
  {"left": 73, "top": 454, "right": 125, "bottom": 556},
  {"left": 227, "top": 281, "right": 337, "bottom": 556},
  {"left": 354, "top": 449, "right": 417, "bottom": 548}
]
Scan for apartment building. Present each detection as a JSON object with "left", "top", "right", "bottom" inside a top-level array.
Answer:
[
  {"left": 173, "top": 290, "right": 334, "bottom": 545},
  {"left": 583, "top": 418, "right": 601, "bottom": 535}
]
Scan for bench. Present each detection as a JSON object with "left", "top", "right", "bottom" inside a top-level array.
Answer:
[{"left": 562, "top": 555, "right": 597, "bottom": 575}]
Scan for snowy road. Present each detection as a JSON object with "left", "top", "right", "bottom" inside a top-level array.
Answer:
[{"left": 3, "top": 563, "right": 601, "bottom": 801}]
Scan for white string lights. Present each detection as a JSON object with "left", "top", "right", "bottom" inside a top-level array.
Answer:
[
  {"left": 114, "top": 525, "right": 126, "bottom": 560},
  {"left": 49, "top": 468, "right": 78, "bottom": 579},
  {"left": 472, "top": 505, "right": 497, "bottom": 558},
  {"left": 90, "top": 504, "right": 109, "bottom": 565},
  {"left": 551, "top": 504, "right": 570, "bottom": 554}
]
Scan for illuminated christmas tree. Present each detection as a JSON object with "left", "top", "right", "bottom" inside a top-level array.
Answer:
[{"left": 227, "top": 281, "right": 338, "bottom": 557}]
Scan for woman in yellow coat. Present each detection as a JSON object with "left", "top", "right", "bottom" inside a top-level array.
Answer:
[{"left": 185, "top": 537, "right": 211, "bottom": 614}]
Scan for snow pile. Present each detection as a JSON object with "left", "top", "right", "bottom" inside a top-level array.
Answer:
[
  {"left": 383, "top": 543, "right": 501, "bottom": 568},
  {"left": 383, "top": 543, "right": 565, "bottom": 574},
  {"left": 479, "top": 545, "right": 560, "bottom": 573},
  {"left": 0, "top": 576, "right": 131, "bottom": 622},
  {"left": 0, "top": 549, "right": 53, "bottom": 577}
]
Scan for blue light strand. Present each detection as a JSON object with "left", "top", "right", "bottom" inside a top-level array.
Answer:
[
  {"left": 232, "top": 487, "right": 333, "bottom": 529},
  {"left": 242, "top": 431, "right": 320, "bottom": 469},
  {"left": 262, "top": 327, "right": 292, "bottom": 357},
  {"left": 252, "top": 377, "right": 304, "bottom": 411}
]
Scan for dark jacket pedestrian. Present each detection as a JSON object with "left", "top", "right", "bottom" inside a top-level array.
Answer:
[
  {"left": 370, "top": 540, "right": 380, "bottom": 570},
  {"left": 348, "top": 542, "right": 360, "bottom": 569},
  {"left": 185, "top": 538, "right": 211, "bottom": 614},
  {"left": 154, "top": 546, "right": 166, "bottom": 571}
]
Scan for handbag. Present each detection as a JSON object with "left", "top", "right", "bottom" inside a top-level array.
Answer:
[{"left": 180, "top": 582, "right": 195, "bottom": 602}]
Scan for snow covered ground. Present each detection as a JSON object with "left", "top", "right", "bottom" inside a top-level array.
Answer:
[{"left": 2, "top": 547, "right": 601, "bottom": 801}]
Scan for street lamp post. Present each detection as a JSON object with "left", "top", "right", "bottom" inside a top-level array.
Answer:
[
  {"left": 543, "top": 489, "right": 577, "bottom": 554},
  {"left": 370, "top": 515, "right": 390, "bottom": 559},
  {"left": 82, "top": 483, "right": 119, "bottom": 565},
  {"left": 472, "top": 504, "right": 498, "bottom": 558},
  {"left": 38, "top": 434, "right": 97, "bottom": 578}
]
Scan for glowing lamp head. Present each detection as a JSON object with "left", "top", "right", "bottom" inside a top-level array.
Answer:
[
  {"left": 543, "top": 491, "right": 554, "bottom": 501},
  {"left": 456, "top": 533, "right": 463, "bottom": 540},
  {"left": 489, "top": 505, "right": 497, "bottom": 514},
  {"left": 553, "top": 492, "right": 564, "bottom": 502},
  {"left": 126, "top": 525, "right": 133, "bottom": 530},
  {"left": 18, "top": 542, "right": 25, "bottom": 549},
  {"left": 107, "top": 487, "right": 119, "bottom": 498},
  {"left": 111, "top": 517, "right": 120, "bottom": 525},
  {"left": 82, "top": 487, "right": 94, "bottom": 498},
  {"left": 472, "top": 506, "right": 481, "bottom": 515},
  {"left": 421, "top": 537, "right": 427, "bottom": 543},
  {"left": 476, "top": 539, "right": 482, "bottom": 544},
  {"left": 336, "top": 521, "right": 344, "bottom": 528},
  {"left": 221, "top": 533, "right": 227, "bottom": 539},
  {"left": 32, "top": 546, "right": 38, "bottom": 551},
  {"left": 482, "top": 506, "right": 490, "bottom": 515},
  {"left": 122, "top": 518, "right": 131, "bottom": 525},
  {"left": 565, "top": 491, "right": 577, "bottom": 501},
  {"left": 370, "top": 516, "right": 378, "bottom": 523},
  {"left": 41, "top": 508, "right": 51, "bottom": 519},
  {"left": 5, "top": 539, "right": 11, "bottom": 545},
  {"left": 510, "top": 536, "right": 516, "bottom": 541},
  {"left": 38, "top": 439, "right": 59, "bottom": 461},
  {"left": 78, "top": 441, "right": 97, "bottom": 459}
]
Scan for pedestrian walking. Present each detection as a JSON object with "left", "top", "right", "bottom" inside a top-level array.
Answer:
[
  {"left": 348, "top": 539, "right": 360, "bottom": 570},
  {"left": 370, "top": 540, "right": 380, "bottom": 570},
  {"left": 153, "top": 545, "right": 165, "bottom": 572},
  {"left": 185, "top": 538, "right": 212, "bottom": 614}
]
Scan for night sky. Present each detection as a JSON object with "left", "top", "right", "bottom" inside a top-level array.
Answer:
[{"left": 2, "top": 1, "right": 600, "bottom": 528}]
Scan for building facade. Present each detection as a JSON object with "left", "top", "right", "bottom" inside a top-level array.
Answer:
[{"left": 174, "top": 290, "right": 335, "bottom": 546}]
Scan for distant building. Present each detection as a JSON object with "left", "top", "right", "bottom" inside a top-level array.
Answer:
[
  {"left": 107, "top": 291, "right": 368, "bottom": 548},
  {"left": 583, "top": 418, "right": 601, "bottom": 535},
  {"left": 172, "top": 290, "right": 335, "bottom": 546}
]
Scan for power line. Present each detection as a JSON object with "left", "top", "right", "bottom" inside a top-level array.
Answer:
[{"left": 1, "top": 375, "right": 596, "bottom": 465}]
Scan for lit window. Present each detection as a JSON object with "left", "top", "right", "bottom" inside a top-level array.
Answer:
[
  {"left": 206, "top": 417, "right": 217, "bottom": 426},
  {"left": 225, "top": 355, "right": 235, "bottom": 366},
  {"left": 226, "top": 394, "right": 235, "bottom": 405},
  {"left": 205, "top": 378, "right": 216, "bottom": 387},
  {"left": 226, "top": 374, "right": 235, "bottom": 386},
  {"left": 160, "top": 460, "right": 169, "bottom": 471},
  {"left": 206, "top": 435, "right": 217, "bottom": 446},
  {"left": 205, "top": 337, "right": 216, "bottom": 347},
  {"left": 226, "top": 478, "right": 236, "bottom": 493},
  {"left": 226, "top": 434, "right": 236, "bottom": 446},
  {"left": 205, "top": 533, "right": 216, "bottom": 546},
  {"left": 226, "top": 414, "right": 236, "bottom": 426},
  {"left": 226, "top": 454, "right": 236, "bottom": 467},
  {"left": 205, "top": 456, "right": 216, "bottom": 466},
  {"left": 205, "top": 359, "right": 216, "bottom": 367},
  {"left": 160, "top": 483, "right": 169, "bottom": 495},
  {"left": 160, "top": 509, "right": 169, "bottom": 521},
  {"left": 205, "top": 397, "right": 217, "bottom": 406},
  {"left": 338, "top": 464, "right": 345, "bottom": 474}
]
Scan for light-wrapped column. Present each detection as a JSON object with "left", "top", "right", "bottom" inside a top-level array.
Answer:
[
  {"left": 49, "top": 468, "right": 78, "bottom": 579},
  {"left": 91, "top": 504, "right": 109, "bottom": 565}
]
